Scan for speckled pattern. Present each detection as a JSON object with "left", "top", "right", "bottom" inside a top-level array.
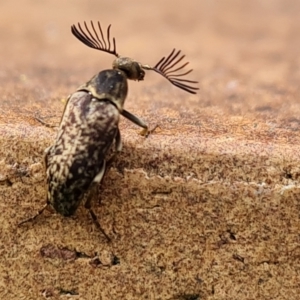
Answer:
[
  {"left": 46, "top": 89, "right": 119, "bottom": 216},
  {"left": 1, "top": 0, "right": 300, "bottom": 299}
]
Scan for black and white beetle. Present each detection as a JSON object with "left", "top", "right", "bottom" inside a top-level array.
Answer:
[{"left": 19, "top": 21, "right": 198, "bottom": 238}]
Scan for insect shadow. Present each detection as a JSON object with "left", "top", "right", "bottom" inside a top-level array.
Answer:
[{"left": 19, "top": 21, "right": 198, "bottom": 240}]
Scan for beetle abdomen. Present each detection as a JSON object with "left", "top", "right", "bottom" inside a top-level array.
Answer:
[{"left": 46, "top": 91, "right": 120, "bottom": 216}]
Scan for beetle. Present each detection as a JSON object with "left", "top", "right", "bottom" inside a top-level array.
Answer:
[{"left": 19, "top": 21, "right": 198, "bottom": 239}]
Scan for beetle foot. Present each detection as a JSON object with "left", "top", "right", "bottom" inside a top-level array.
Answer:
[{"left": 139, "top": 124, "right": 160, "bottom": 137}]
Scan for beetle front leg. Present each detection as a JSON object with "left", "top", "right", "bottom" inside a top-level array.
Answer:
[{"left": 121, "top": 109, "right": 158, "bottom": 137}]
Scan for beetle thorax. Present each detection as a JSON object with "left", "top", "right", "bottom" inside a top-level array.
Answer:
[
  {"left": 77, "top": 69, "right": 128, "bottom": 112},
  {"left": 112, "top": 57, "right": 145, "bottom": 81}
]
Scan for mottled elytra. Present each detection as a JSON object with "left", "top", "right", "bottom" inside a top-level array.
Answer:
[{"left": 19, "top": 21, "right": 198, "bottom": 240}]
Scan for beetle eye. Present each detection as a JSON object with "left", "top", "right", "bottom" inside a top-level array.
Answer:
[{"left": 138, "top": 71, "right": 145, "bottom": 81}]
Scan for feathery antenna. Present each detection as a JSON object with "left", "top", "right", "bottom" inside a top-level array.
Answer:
[
  {"left": 72, "top": 21, "right": 198, "bottom": 94},
  {"left": 71, "top": 21, "right": 119, "bottom": 57},
  {"left": 144, "top": 49, "right": 199, "bottom": 94}
]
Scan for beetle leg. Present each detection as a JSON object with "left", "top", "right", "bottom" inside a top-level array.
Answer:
[
  {"left": 88, "top": 207, "right": 111, "bottom": 241},
  {"left": 121, "top": 109, "right": 158, "bottom": 137},
  {"left": 34, "top": 112, "right": 58, "bottom": 128},
  {"left": 85, "top": 183, "right": 111, "bottom": 241},
  {"left": 18, "top": 146, "right": 53, "bottom": 226},
  {"left": 84, "top": 161, "right": 110, "bottom": 241},
  {"left": 106, "top": 128, "right": 122, "bottom": 169},
  {"left": 18, "top": 202, "right": 50, "bottom": 226},
  {"left": 84, "top": 160, "right": 106, "bottom": 209},
  {"left": 84, "top": 130, "right": 122, "bottom": 241}
]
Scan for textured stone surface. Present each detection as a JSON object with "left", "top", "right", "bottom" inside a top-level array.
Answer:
[{"left": 0, "top": 0, "right": 300, "bottom": 299}]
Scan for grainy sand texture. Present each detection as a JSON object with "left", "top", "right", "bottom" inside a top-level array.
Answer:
[{"left": 0, "top": 1, "right": 300, "bottom": 299}]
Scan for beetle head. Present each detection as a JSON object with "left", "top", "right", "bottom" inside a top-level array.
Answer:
[
  {"left": 71, "top": 21, "right": 198, "bottom": 94},
  {"left": 112, "top": 57, "right": 145, "bottom": 81}
]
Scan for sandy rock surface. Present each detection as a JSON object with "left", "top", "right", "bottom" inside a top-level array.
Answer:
[{"left": 0, "top": 0, "right": 300, "bottom": 299}]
